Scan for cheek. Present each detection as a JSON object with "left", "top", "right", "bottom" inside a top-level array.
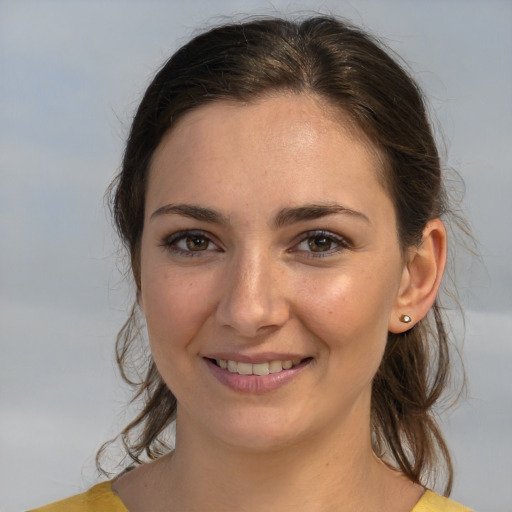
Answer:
[
  {"left": 141, "top": 266, "right": 218, "bottom": 358},
  {"left": 301, "top": 267, "right": 395, "bottom": 317},
  {"left": 295, "top": 265, "right": 399, "bottom": 353}
]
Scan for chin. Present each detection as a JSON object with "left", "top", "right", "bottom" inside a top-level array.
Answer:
[
  {"left": 220, "top": 427, "right": 301, "bottom": 453},
  {"left": 198, "top": 405, "right": 308, "bottom": 453}
]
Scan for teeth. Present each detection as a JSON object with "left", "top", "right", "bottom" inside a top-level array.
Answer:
[
  {"left": 215, "top": 358, "right": 303, "bottom": 375},
  {"left": 252, "top": 363, "right": 270, "bottom": 376},
  {"left": 237, "top": 362, "right": 253, "bottom": 375},
  {"left": 268, "top": 360, "right": 283, "bottom": 373}
]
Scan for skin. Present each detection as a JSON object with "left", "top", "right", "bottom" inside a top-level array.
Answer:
[{"left": 113, "top": 94, "right": 446, "bottom": 511}]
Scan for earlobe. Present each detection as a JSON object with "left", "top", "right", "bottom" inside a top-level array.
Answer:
[{"left": 389, "top": 219, "right": 447, "bottom": 333}]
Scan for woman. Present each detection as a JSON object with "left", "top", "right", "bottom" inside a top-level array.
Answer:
[{"left": 32, "top": 16, "right": 472, "bottom": 511}]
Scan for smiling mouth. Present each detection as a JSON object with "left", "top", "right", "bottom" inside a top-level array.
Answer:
[{"left": 208, "top": 358, "right": 311, "bottom": 376}]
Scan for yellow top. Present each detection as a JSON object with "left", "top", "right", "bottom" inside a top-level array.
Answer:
[
  {"left": 29, "top": 483, "right": 473, "bottom": 511},
  {"left": 28, "top": 483, "right": 126, "bottom": 512}
]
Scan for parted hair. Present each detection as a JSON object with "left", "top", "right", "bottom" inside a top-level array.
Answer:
[{"left": 100, "top": 15, "right": 458, "bottom": 494}]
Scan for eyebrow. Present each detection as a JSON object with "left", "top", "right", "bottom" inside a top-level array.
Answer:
[
  {"left": 273, "top": 203, "right": 371, "bottom": 228},
  {"left": 150, "top": 202, "right": 370, "bottom": 227},
  {"left": 150, "top": 204, "right": 230, "bottom": 225}
]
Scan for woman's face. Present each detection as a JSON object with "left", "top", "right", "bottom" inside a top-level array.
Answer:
[{"left": 139, "top": 94, "right": 407, "bottom": 450}]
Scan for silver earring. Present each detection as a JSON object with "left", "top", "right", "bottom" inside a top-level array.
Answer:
[{"left": 400, "top": 314, "right": 412, "bottom": 324}]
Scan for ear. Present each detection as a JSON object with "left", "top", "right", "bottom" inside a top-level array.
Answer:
[{"left": 388, "top": 218, "right": 447, "bottom": 333}]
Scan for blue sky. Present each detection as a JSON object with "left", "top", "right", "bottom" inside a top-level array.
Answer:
[{"left": 1, "top": 1, "right": 511, "bottom": 510}]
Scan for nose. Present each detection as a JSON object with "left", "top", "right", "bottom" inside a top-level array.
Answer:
[{"left": 215, "top": 249, "right": 290, "bottom": 337}]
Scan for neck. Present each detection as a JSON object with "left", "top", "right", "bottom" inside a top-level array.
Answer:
[
  {"left": 113, "top": 393, "right": 424, "bottom": 512},
  {"left": 162, "top": 404, "right": 391, "bottom": 511}
]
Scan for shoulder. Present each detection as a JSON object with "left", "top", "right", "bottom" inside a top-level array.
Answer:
[
  {"left": 27, "top": 482, "right": 128, "bottom": 512},
  {"left": 412, "top": 490, "right": 473, "bottom": 512}
]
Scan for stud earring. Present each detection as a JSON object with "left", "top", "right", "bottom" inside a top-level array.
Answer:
[{"left": 400, "top": 314, "right": 412, "bottom": 324}]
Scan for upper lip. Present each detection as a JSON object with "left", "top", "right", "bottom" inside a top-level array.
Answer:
[{"left": 202, "top": 352, "right": 309, "bottom": 364}]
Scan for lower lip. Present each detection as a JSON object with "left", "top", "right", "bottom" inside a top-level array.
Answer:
[{"left": 205, "top": 358, "right": 310, "bottom": 394}]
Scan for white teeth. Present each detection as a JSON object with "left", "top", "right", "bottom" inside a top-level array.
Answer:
[
  {"left": 237, "top": 362, "right": 253, "bottom": 375},
  {"left": 269, "top": 360, "right": 283, "bottom": 373},
  {"left": 252, "top": 363, "right": 270, "bottom": 376},
  {"left": 216, "top": 358, "right": 303, "bottom": 375}
]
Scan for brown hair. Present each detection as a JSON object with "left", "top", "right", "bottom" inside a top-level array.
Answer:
[{"left": 100, "top": 15, "right": 459, "bottom": 494}]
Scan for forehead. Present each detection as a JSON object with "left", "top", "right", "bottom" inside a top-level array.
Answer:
[
  {"left": 147, "top": 94, "right": 392, "bottom": 221},
  {"left": 159, "top": 93, "right": 379, "bottom": 156}
]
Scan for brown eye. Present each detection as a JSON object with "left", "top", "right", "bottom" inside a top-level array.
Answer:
[
  {"left": 162, "top": 230, "right": 220, "bottom": 256},
  {"left": 293, "top": 230, "right": 348, "bottom": 257},
  {"left": 186, "top": 235, "right": 210, "bottom": 251},
  {"left": 307, "top": 235, "right": 332, "bottom": 252}
]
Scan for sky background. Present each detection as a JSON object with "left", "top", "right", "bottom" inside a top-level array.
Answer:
[{"left": 1, "top": 1, "right": 511, "bottom": 511}]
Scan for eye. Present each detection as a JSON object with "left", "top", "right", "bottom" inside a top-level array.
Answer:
[
  {"left": 293, "top": 230, "right": 349, "bottom": 256},
  {"left": 161, "top": 230, "right": 221, "bottom": 256},
  {"left": 306, "top": 234, "right": 334, "bottom": 252}
]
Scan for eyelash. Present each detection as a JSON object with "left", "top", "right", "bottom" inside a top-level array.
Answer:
[
  {"left": 291, "top": 230, "right": 350, "bottom": 258},
  {"left": 160, "top": 229, "right": 350, "bottom": 258},
  {"left": 160, "top": 230, "right": 222, "bottom": 257}
]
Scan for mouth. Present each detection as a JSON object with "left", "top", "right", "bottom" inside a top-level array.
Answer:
[
  {"left": 204, "top": 356, "right": 312, "bottom": 393},
  {"left": 207, "top": 357, "right": 312, "bottom": 376}
]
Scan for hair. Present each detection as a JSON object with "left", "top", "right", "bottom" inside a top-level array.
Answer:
[{"left": 99, "top": 15, "right": 460, "bottom": 495}]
